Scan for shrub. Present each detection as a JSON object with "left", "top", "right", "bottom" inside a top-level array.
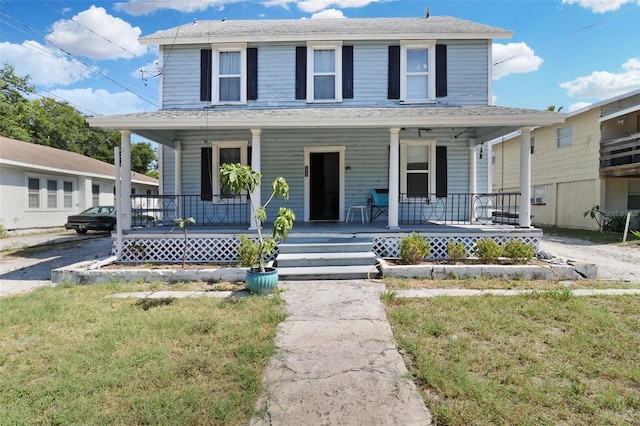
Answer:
[
  {"left": 474, "top": 238, "right": 503, "bottom": 264},
  {"left": 399, "top": 232, "right": 430, "bottom": 264},
  {"left": 503, "top": 239, "right": 535, "bottom": 264},
  {"left": 0, "top": 222, "right": 6, "bottom": 238},
  {"left": 604, "top": 211, "right": 627, "bottom": 233},
  {"left": 237, "top": 235, "right": 259, "bottom": 267},
  {"left": 446, "top": 241, "right": 467, "bottom": 261}
]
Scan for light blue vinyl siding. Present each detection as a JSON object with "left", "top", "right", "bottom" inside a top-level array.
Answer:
[
  {"left": 160, "top": 40, "right": 491, "bottom": 109},
  {"left": 440, "top": 40, "right": 489, "bottom": 104},
  {"left": 162, "top": 129, "right": 476, "bottom": 222},
  {"left": 161, "top": 45, "right": 210, "bottom": 110}
]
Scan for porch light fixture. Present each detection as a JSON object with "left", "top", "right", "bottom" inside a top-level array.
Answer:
[
  {"left": 618, "top": 115, "right": 627, "bottom": 125},
  {"left": 418, "top": 128, "right": 432, "bottom": 137},
  {"left": 346, "top": 165, "right": 351, "bottom": 172}
]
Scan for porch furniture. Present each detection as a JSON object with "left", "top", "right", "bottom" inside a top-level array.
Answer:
[
  {"left": 370, "top": 189, "right": 389, "bottom": 221},
  {"left": 346, "top": 205, "right": 369, "bottom": 223}
]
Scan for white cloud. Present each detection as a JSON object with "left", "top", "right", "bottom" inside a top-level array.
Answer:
[
  {"left": 298, "top": 0, "right": 380, "bottom": 13},
  {"left": 114, "top": 0, "right": 236, "bottom": 16},
  {"left": 560, "top": 57, "right": 640, "bottom": 99},
  {"left": 567, "top": 101, "right": 593, "bottom": 112},
  {"left": 46, "top": 6, "right": 147, "bottom": 60},
  {"left": 492, "top": 42, "right": 543, "bottom": 80},
  {"left": 0, "top": 41, "right": 91, "bottom": 87},
  {"left": 561, "top": 0, "right": 639, "bottom": 13},
  {"left": 50, "top": 88, "right": 144, "bottom": 115},
  {"left": 311, "top": 8, "right": 346, "bottom": 18}
]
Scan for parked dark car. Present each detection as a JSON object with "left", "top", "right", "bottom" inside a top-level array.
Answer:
[{"left": 65, "top": 206, "right": 116, "bottom": 234}]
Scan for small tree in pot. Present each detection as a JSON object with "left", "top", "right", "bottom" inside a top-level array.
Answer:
[{"left": 220, "top": 163, "right": 295, "bottom": 294}]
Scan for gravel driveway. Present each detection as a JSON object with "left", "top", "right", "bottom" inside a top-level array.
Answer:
[
  {"left": 0, "top": 233, "right": 113, "bottom": 297},
  {"left": 539, "top": 235, "right": 640, "bottom": 283}
]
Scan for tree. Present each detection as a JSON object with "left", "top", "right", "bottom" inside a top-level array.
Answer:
[
  {"left": 546, "top": 105, "right": 564, "bottom": 112},
  {"left": 0, "top": 63, "right": 34, "bottom": 141},
  {"left": 131, "top": 142, "right": 156, "bottom": 174},
  {"left": 0, "top": 64, "right": 156, "bottom": 171}
]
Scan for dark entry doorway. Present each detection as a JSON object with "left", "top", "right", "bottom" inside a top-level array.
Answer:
[{"left": 309, "top": 152, "right": 340, "bottom": 221}]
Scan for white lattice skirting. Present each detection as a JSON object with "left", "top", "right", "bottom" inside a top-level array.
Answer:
[{"left": 114, "top": 233, "right": 540, "bottom": 263}]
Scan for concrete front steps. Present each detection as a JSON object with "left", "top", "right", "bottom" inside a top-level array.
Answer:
[{"left": 276, "top": 238, "right": 379, "bottom": 280}]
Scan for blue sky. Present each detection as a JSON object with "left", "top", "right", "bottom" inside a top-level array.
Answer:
[{"left": 1, "top": 0, "right": 638, "bottom": 117}]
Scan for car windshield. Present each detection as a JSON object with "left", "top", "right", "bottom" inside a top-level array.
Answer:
[{"left": 83, "top": 206, "right": 115, "bottom": 214}]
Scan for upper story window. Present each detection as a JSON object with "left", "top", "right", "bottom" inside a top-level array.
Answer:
[
  {"left": 213, "top": 44, "right": 247, "bottom": 104},
  {"left": 307, "top": 42, "right": 342, "bottom": 103},
  {"left": 400, "top": 41, "right": 436, "bottom": 103},
  {"left": 557, "top": 125, "right": 573, "bottom": 147}
]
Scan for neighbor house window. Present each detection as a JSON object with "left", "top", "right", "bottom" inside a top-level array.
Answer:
[
  {"left": 530, "top": 137, "right": 535, "bottom": 154},
  {"left": 92, "top": 184, "right": 100, "bottom": 207},
  {"left": 628, "top": 180, "right": 640, "bottom": 210},
  {"left": 531, "top": 185, "right": 546, "bottom": 205},
  {"left": 557, "top": 125, "right": 573, "bottom": 147},
  {"left": 491, "top": 149, "right": 496, "bottom": 165},
  {"left": 213, "top": 44, "right": 246, "bottom": 104},
  {"left": 400, "top": 41, "right": 435, "bottom": 102},
  {"left": 400, "top": 140, "right": 436, "bottom": 199},
  {"left": 307, "top": 41, "right": 342, "bottom": 102},
  {"left": 212, "top": 141, "right": 248, "bottom": 199},
  {"left": 47, "top": 180, "right": 57, "bottom": 209},
  {"left": 28, "top": 178, "right": 40, "bottom": 208},
  {"left": 63, "top": 181, "right": 73, "bottom": 208}
]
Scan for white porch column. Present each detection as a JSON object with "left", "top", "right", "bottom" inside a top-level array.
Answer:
[
  {"left": 468, "top": 138, "right": 477, "bottom": 221},
  {"left": 388, "top": 127, "right": 400, "bottom": 229},
  {"left": 250, "top": 129, "right": 262, "bottom": 230},
  {"left": 120, "top": 130, "right": 132, "bottom": 230},
  {"left": 519, "top": 128, "right": 532, "bottom": 228},
  {"left": 174, "top": 141, "right": 182, "bottom": 196}
]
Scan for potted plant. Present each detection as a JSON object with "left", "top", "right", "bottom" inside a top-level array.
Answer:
[{"left": 219, "top": 163, "right": 295, "bottom": 295}]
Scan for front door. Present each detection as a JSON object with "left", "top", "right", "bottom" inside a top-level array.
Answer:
[{"left": 309, "top": 152, "right": 340, "bottom": 221}]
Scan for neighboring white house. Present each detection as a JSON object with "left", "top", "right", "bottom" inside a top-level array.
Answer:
[
  {"left": 0, "top": 136, "right": 159, "bottom": 231},
  {"left": 491, "top": 90, "right": 640, "bottom": 230}
]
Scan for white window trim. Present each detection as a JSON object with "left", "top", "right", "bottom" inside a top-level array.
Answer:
[
  {"left": 212, "top": 43, "right": 247, "bottom": 105},
  {"left": 212, "top": 140, "right": 248, "bottom": 202},
  {"left": 306, "top": 41, "right": 342, "bottom": 103},
  {"left": 400, "top": 40, "right": 436, "bottom": 104},
  {"left": 400, "top": 139, "right": 437, "bottom": 202},
  {"left": 26, "top": 175, "right": 77, "bottom": 211}
]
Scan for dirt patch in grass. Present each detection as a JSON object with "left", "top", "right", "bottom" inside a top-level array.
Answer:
[{"left": 101, "top": 262, "right": 237, "bottom": 270}]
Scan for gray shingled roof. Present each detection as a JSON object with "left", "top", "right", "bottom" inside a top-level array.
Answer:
[
  {"left": 141, "top": 16, "right": 512, "bottom": 44},
  {"left": 0, "top": 136, "right": 158, "bottom": 185},
  {"left": 88, "top": 105, "right": 564, "bottom": 129}
]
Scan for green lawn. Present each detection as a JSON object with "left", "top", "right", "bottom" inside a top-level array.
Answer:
[
  {"left": 0, "top": 283, "right": 284, "bottom": 425},
  {"left": 386, "top": 293, "right": 640, "bottom": 425},
  {"left": 384, "top": 276, "right": 640, "bottom": 290}
]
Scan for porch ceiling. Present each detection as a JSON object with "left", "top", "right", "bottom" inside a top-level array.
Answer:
[{"left": 88, "top": 105, "right": 565, "bottom": 146}]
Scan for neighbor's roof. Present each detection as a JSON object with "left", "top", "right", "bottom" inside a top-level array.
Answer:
[
  {"left": 0, "top": 136, "right": 158, "bottom": 186},
  {"left": 140, "top": 16, "right": 513, "bottom": 45}
]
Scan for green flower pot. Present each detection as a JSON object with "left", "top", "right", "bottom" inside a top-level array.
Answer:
[{"left": 245, "top": 267, "right": 278, "bottom": 296}]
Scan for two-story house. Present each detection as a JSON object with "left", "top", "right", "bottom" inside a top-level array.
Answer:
[
  {"left": 491, "top": 89, "right": 640, "bottom": 231},
  {"left": 88, "top": 15, "right": 564, "bottom": 263}
]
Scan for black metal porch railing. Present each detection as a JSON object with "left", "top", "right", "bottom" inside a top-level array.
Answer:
[
  {"left": 398, "top": 192, "right": 521, "bottom": 225},
  {"left": 131, "top": 195, "right": 250, "bottom": 226}
]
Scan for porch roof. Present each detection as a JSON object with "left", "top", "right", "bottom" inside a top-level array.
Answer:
[{"left": 88, "top": 105, "right": 565, "bottom": 145}]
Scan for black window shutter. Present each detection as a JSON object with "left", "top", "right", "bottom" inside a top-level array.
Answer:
[
  {"left": 388, "top": 46, "right": 400, "bottom": 99},
  {"left": 342, "top": 46, "right": 353, "bottom": 99},
  {"left": 295, "top": 47, "right": 307, "bottom": 100},
  {"left": 200, "top": 49, "right": 212, "bottom": 102},
  {"left": 435, "top": 146, "right": 448, "bottom": 198},
  {"left": 247, "top": 47, "right": 258, "bottom": 100},
  {"left": 436, "top": 44, "right": 448, "bottom": 98},
  {"left": 201, "top": 147, "right": 213, "bottom": 201}
]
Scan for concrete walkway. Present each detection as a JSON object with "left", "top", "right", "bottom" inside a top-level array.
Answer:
[{"left": 250, "top": 280, "right": 432, "bottom": 426}]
